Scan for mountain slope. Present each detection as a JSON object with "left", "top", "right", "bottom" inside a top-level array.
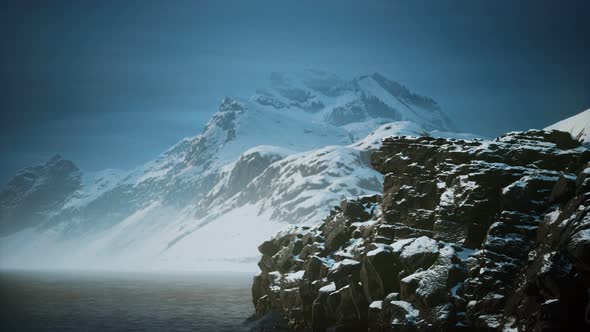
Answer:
[
  {"left": 545, "top": 108, "right": 590, "bottom": 145},
  {"left": 0, "top": 155, "right": 81, "bottom": 235},
  {"left": 0, "top": 71, "right": 469, "bottom": 270}
]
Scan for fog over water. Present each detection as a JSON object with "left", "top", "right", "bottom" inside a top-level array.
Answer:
[{"left": 0, "top": 270, "right": 256, "bottom": 332}]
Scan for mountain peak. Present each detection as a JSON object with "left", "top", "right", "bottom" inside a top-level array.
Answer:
[
  {"left": 47, "top": 153, "right": 64, "bottom": 163},
  {"left": 1, "top": 154, "right": 82, "bottom": 235},
  {"left": 43, "top": 154, "right": 79, "bottom": 175},
  {"left": 255, "top": 70, "right": 454, "bottom": 131},
  {"left": 219, "top": 97, "right": 246, "bottom": 112},
  {"left": 267, "top": 70, "right": 349, "bottom": 99}
]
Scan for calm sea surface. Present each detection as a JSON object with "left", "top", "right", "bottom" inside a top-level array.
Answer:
[{"left": 0, "top": 270, "right": 256, "bottom": 332}]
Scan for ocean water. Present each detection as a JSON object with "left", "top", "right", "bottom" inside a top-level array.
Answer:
[{"left": 0, "top": 270, "right": 256, "bottom": 332}]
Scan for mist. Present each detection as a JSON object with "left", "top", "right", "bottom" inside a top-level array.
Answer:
[{"left": 2, "top": 0, "right": 589, "bottom": 184}]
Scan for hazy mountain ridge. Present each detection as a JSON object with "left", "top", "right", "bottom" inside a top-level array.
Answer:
[
  {"left": 0, "top": 70, "right": 481, "bottom": 270},
  {"left": 0, "top": 155, "right": 82, "bottom": 235}
]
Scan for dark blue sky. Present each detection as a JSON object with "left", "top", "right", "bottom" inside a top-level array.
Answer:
[{"left": 1, "top": 0, "right": 589, "bottom": 183}]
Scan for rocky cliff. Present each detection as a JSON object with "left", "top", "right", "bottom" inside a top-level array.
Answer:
[{"left": 251, "top": 129, "right": 590, "bottom": 331}]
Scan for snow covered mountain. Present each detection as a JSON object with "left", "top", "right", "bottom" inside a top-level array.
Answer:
[
  {"left": 545, "top": 108, "right": 590, "bottom": 145},
  {"left": 0, "top": 70, "right": 469, "bottom": 271},
  {"left": 0, "top": 155, "right": 82, "bottom": 235}
]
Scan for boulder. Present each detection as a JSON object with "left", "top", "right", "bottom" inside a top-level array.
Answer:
[
  {"left": 258, "top": 240, "right": 280, "bottom": 256},
  {"left": 327, "top": 259, "right": 361, "bottom": 289},
  {"left": 360, "top": 245, "right": 400, "bottom": 302},
  {"left": 399, "top": 236, "right": 439, "bottom": 272}
]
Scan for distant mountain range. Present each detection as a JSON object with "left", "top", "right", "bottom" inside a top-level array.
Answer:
[{"left": 0, "top": 70, "right": 585, "bottom": 271}]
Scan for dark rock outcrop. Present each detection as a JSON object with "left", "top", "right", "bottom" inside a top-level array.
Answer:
[{"left": 251, "top": 129, "right": 590, "bottom": 331}]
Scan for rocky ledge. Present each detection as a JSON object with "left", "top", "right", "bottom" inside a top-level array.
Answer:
[{"left": 250, "top": 130, "right": 590, "bottom": 331}]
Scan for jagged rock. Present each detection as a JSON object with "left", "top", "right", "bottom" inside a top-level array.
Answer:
[
  {"left": 327, "top": 259, "right": 362, "bottom": 289},
  {"left": 305, "top": 256, "right": 329, "bottom": 282},
  {"left": 252, "top": 130, "right": 590, "bottom": 331},
  {"left": 259, "top": 240, "right": 281, "bottom": 256},
  {"left": 252, "top": 273, "right": 269, "bottom": 306},
  {"left": 274, "top": 246, "right": 296, "bottom": 273},
  {"left": 219, "top": 96, "right": 246, "bottom": 112},
  {"left": 367, "top": 300, "right": 383, "bottom": 330},
  {"left": 399, "top": 236, "right": 439, "bottom": 272},
  {"left": 549, "top": 174, "right": 577, "bottom": 203},
  {"left": 340, "top": 199, "right": 371, "bottom": 221},
  {"left": 325, "top": 280, "right": 369, "bottom": 329},
  {"left": 299, "top": 243, "right": 322, "bottom": 260},
  {"left": 397, "top": 245, "right": 465, "bottom": 328},
  {"left": 388, "top": 300, "right": 421, "bottom": 326},
  {"left": 378, "top": 292, "right": 402, "bottom": 327},
  {"left": 292, "top": 239, "right": 304, "bottom": 256},
  {"left": 323, "top": 216, "right": 352, "bottom": 251},
  {"left": 360, "top": 245, "right": 399, "bottom": 302}
]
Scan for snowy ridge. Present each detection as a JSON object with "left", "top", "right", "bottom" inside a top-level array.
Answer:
[
  {"left": 545, "top": 108, "right": 590, "bottom": 145},
  {"left": 1, "top": 70, "right": 474, "bottom": 271},
  {"left": 62, "top": 168, "right": 124, "bottom": 210}
]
